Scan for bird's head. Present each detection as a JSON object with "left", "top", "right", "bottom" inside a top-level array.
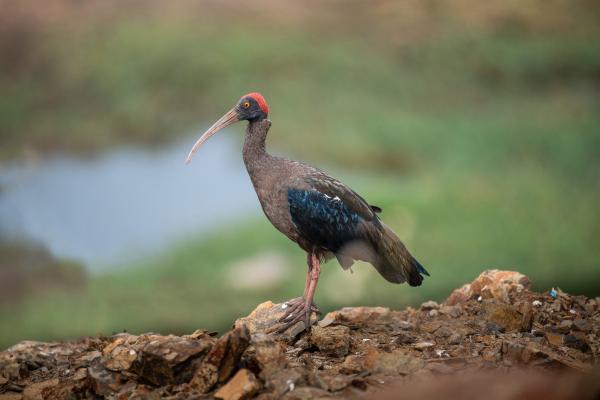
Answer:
[{"left": 185, "top": 93, "right": 269, "bottom": 163}]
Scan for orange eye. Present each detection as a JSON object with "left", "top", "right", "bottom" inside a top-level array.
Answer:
[{"left": 242, "top": 101, "right": 250, "bottom": 109}]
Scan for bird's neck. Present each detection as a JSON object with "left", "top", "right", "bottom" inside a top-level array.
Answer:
[{"left": 243, "top": 119, "right": 272, "bottom": 173}]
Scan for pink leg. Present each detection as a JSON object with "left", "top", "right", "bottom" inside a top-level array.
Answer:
[
  {"left": 303, "top": 252, "right": 312, "bottom": 298},
  {"left": 276, "top": 252, "right": 321, "bottom": 332},
  {"left": 304, "top": 253, "right": 321, "bottom": 316}
]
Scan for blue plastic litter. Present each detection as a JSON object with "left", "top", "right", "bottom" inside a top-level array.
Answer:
[{"left": 549, "top": 288, "right": 558, "bottom": 299}]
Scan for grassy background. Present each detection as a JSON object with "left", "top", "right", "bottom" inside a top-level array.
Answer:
[{"left": 1, "top": 0, "right": 599, "bottom": 349}]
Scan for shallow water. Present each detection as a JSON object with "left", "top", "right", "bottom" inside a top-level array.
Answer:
[{"left": 0, "top": 131, "right": 259, "bottom": 271}]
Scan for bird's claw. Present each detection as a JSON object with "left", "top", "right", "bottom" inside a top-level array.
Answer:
[
  {"left": 271, "top": 297, "right": 320, "bottom": 334},
  {"left": 279, "top": 298, "right": 320, "bottom": 321}
]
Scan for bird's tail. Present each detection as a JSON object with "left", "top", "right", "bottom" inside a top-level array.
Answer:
[{"left": 370, "top": 223, "right": 429, "bottom": 286}]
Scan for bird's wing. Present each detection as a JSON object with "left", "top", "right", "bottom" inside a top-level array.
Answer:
[
  {"left": 302, "top": 174, "right": 380, "bottom": 221},
  {"left": 287, "top": 187, "right": 376, "bottom": 256}
]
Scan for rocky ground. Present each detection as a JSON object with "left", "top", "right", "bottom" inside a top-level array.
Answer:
[{"left": 0, "top": 270, "right": 598, "bottom": 400}]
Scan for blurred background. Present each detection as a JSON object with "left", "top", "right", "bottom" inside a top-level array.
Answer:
[{"left": 0, "top": 0, "right": 599, "bottom": 349}]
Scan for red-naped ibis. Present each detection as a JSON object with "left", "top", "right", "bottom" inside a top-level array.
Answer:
[{"left": 186, "top": 93, "right": 429, "bottom": 331}]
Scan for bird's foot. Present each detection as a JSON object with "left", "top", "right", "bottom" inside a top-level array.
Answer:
[{"left": 272, "top": 297, "right": 320, "bottom": 334}]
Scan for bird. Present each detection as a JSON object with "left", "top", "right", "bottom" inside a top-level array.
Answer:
[{"left": 186, "top": 92, "right": 429, "bottom": 331}]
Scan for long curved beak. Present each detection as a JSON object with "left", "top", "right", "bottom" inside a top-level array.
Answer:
[{"left": 185, "top": 108, "right": 240, "bottom": 164}]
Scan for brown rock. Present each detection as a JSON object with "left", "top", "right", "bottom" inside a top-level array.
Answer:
[
  {"left": 99, "top": 333, "right": 216, "bottom": 386},
  {"left": 214, "top": 369, "right": 260, "bottom": 400},
  {"left": 0, "top": 393, "right": 22, "bottom": 400},
  {"left": 419, "top": 321, "right": 442, "bottom": 334},
  {"left": 374, "top": 349, "right": 425, "bottom": 375},
  {"left": 310, "top": 326, "right": 350, "bottom": 357},
  {"left": 434, "top": 327, "right": 452, "bottom": 338},
  {"left": 1, "top": 271, "right": 599, "bottom": 399},
  {"left": 235, "top": 301, "right": 318, "bottom": 341},
  {"left": 132, "top": 333, "right": 214, "bottom": 386},
  {"left": 446, "top": 270, "right": 530, "bottom": 305},
  {"left": 341, "top": 346, "right": 379, "bottom": 374},
  {"left": 251, "top": 333, "right": 287, "bottom": 379},
  {"left": 103, "top": 344, "right": 137, "bottom": 371},
  {"left": 78, "top": 350, "right": 102, "bottom": 364},
  {"left": 394, "top": 320, "right": 413, "bottom": 330},
  {"left": 311, "top": 371, "right": 358, "bottom": 392},
  {"left": 320, "top": 307, "right": 391, "bottom": 327},
  {"left": 393, "top": 331, "right": 415, "bottom": 345},
  {"left": 501, "top": 341, "right": 526, "bottom": 363},
  {"left": 557, "top": 319, "right": 573, "bottom": 333},
  {"left": 573, "top": 318, "right": 592, "bottom": 332},
  {"left": 132, "top": 351, "right": 176, "bottom": 387},
  {"left": 190, "top": 326, "right": 250, "bottom": 393},
  {"left": 21, "top": 378, "right": 59, "bottom": 400},
  {"left": 264, "top": 368, "right": 305, "bottom": 398},
  {"left": 484, "top": 302, "right": 524, "bottom": 332},
  {"left": 142, "top": 334, "right": 214, "bottom": 366},
  {"left": 563, "top": 333, "right": 590, "bottom": 353},
  {"left": 281, "top": 386, "right": 332, "bottom": 400},
  {"left": 545, "top": 332, "right": 564, "bottom": 347},
  {"left": 88, "top": 361, "right": 121, "bottom": 397},
  {"left": 439, "top": 305, "right": 462, "bottom": 318},
  {"left": 447, "top": 333, "right": 463, "bottom": 345}
]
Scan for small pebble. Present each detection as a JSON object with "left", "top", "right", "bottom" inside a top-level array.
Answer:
[
  {"left": 414, "top": 341, "right": 435, "bottom": 350},
  {"left": 447, "top": 333, "right": 463, "bottom": 345},
  {"left": 421, "top": 300, "right": 439, "bottom": 310},
  {"left": 396, "top": 321, "right": 412, "bottom": 330},
  {"left": 573, "top": 319, "right": 591, "bottom": 332}
]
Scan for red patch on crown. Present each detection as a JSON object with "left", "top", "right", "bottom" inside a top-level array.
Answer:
[{"left": 245, "top": 92, "right": 269, "bottom": 115}]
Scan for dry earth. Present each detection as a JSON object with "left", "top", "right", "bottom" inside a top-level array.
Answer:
[{"left": 1, "top": 270, "right": 598, "bottom": 399}]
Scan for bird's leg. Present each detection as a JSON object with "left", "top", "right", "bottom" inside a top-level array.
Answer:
[
  {"left": 304, "top": 252, "right": 312, "bottom": 298},
  {"left": 302, "top": 252, "right": 322, "bottom": 326},
  {"left": 279, "top": 255, "right": 313, "bottom": 318},
  {"left": 276, "top": 252, "right": 321, "bottom": 332}
]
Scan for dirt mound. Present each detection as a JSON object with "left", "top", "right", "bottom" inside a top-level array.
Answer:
[{"left": 1, "top": 270, "right": 598, "bottom": 399}]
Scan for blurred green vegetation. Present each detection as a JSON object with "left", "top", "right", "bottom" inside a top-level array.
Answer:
[{"left": 1, "top": 1, "right": 599, "bottom": 348}]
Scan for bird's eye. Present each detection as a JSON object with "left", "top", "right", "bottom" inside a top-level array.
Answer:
[{"left": 242, "top": 101, "right": 250, "bottom": 109}]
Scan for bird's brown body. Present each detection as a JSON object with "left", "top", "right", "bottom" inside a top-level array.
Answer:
[
  {"left": 242, "top": 120, "right": 302, "bottom": 246},
  {"left": 187, "top": 93, "right": 429, "bottom": 331}
]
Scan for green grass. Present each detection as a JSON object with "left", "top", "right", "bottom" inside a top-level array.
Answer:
[{"left": 1, "top": 1, "right": 599, "bottom": 349}]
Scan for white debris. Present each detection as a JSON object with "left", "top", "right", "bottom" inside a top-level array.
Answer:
[
  {"left": 532, "top": 300, "right": 542, "bottom": 307},
  {"left": 286, "top": 379, "right": 295, "bottom": 392},
  {"left": 435, "top": 349, "right": 449, "bottom": 358}
]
